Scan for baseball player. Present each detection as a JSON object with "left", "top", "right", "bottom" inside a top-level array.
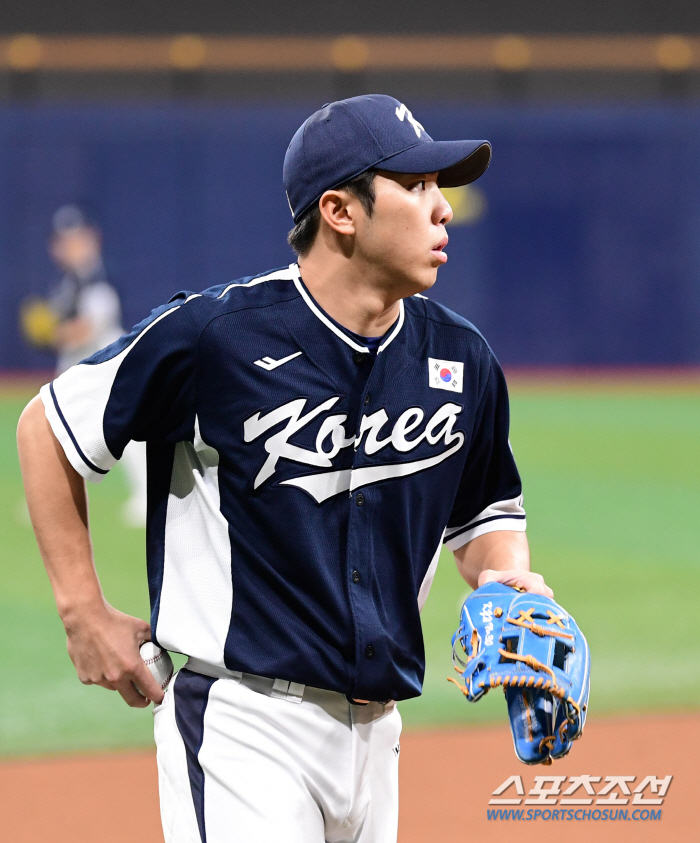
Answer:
[
  {"left": 46, "top": 205, "right": 124, "bottom": 375},
  {"left": 21, "top": 205, "right": 148, "bottom": 525},
  {"left": 17, "top": 95, "right": 553, "bottom": 843}
]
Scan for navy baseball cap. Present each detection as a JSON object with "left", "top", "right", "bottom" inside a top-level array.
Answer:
[
  {"left": 51, "top": 204, "right": 94, "bottom": 234},
  {"left": 283, "top": 94, "right": 491, "bottom": 223}
]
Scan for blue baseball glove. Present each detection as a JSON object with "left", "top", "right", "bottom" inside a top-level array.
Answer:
[{"left": 448, "top": 582, "right": 590, "bottom": 765}]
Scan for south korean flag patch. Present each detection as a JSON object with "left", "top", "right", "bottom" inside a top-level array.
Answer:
[{"left": 428, "top": 358, "right": 464, "bottom": 393}]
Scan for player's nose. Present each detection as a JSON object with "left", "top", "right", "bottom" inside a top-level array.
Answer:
[{"left": 435, "top": 190, "right": 453, "bottom": 226}]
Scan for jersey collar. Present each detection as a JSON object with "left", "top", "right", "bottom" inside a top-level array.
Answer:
[{"left": 290, "top": 263, "right": 405, "bottom": 356}]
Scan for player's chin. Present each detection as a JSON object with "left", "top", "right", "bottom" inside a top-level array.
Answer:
[
  {"left": 393, "top": 261, "right": 439, "bottom": 295},
  {"left": 415, "top": 265, "right": 440, "bottom": 291}
]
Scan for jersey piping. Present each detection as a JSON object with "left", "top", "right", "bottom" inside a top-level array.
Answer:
[
  {"left": 216, "top": 264, "right": 298, "bottom": 299},
  {"left": 444, "top": 495, "right": 526, "bottom": 550},
  {"left": 48, "top": 382, "right": 108, "bottom": 476},
  {"left": 291, "top": 264, "right": 405, "bottom": 355}
]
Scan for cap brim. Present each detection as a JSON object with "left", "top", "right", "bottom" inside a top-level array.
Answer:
[{"left": 376, "top": 140, "right": 492, "bottom": 187}]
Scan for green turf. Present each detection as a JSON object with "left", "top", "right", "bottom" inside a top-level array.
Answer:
[{"left": 1, "top": 385, "right": 699, "bottom": 755}]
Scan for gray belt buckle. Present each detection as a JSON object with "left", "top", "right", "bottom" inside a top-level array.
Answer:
[
  {"left": 242, "top": 673, "right": 305, "bottom": 703},
  {"left": 269, "top": 677, "right": 305, "bottom": 703}
]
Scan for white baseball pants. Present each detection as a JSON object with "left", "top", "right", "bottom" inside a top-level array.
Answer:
[{"left": 154, "top": 668, "right": 402, "bottom": 843}]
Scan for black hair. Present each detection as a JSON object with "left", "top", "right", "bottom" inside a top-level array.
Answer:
[{"left": 287, "top": 169, "right": 376, "bottom": 257}]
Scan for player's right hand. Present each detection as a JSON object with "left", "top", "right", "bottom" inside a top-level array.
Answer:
[{"left": 63, "top": 600, "right": 165, "bottom": 707}]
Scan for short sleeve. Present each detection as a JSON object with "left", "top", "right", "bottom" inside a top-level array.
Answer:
[
  {"left": 40, "top": 297, "right": 200, "bottom": 483},
  {"left": 443, "top": 351, "right": 525, "bottom": 550}
]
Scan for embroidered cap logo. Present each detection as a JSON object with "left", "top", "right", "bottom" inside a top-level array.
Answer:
[{"left": 395, "top": 103, "right": 424, "bottom": 138}]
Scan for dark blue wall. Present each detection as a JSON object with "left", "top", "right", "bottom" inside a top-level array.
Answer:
[{"left": 2, "top": 103, "right": 700, "bottom": 370}]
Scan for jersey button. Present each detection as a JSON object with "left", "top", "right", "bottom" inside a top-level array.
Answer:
[
  {"left": 365, "top": 644, "right": 375, "bottom": 659},
  {"left": 353, "top": 351, "right": 366, "bottom": 366},
  {"left": 352, "top": 569, "right": 361, "bottom": 584},
  {"left": 364, "top": 393, "right": 371, "bottom": 405},
  {"left": 355, "top": 492, "right": 365, "bottom": 506}
]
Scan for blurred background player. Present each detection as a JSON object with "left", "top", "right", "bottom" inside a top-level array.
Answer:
[{"left": 20, "top": 205, "right": 147, "bottom": 526}]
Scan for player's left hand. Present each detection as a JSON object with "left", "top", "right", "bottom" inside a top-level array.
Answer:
[{"left": 477, "top": 568, "right": 553, "bottom": 598}]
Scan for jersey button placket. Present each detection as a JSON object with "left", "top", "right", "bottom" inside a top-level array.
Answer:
[{"left": 347, "top": 355, "right": 381, "bottom": 696}]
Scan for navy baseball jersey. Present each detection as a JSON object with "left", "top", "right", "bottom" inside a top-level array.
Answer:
[{"left": 41, "top": 263, "right": 525, "bottom": 702}]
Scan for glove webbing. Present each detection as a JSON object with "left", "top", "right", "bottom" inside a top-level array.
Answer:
[
  {"left": 506, "top": 608, "right": 574, "bottom": 640},
  {"left": 497, "top": 610, "right": 581, "bottom": 730}
]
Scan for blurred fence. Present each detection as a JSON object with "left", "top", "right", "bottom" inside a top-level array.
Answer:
[{"left": 2, "top": 102, "right": 700, "bottom": 370}]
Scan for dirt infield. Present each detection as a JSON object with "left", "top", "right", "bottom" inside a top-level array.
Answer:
[{"left": 0, "top": 711, "right": 695, "bottom": 842}]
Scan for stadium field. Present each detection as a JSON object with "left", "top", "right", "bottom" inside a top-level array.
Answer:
[{"left": 1, "top": 374, "right": 698, "bottom": 756}]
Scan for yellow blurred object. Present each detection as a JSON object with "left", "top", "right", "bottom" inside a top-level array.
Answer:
[
  {"left": 6, "top": 35, "right": 43, "bottom": 71},
  {"left": 20, "top": 297, "right": 59, "bottom": 347},
  {"left": 331, "top": 36, "right": 370, "bottom": 71},
  {"left": 168, "top": 35, "right": 207, "bottom": 70},
  {"left": 441, "top": 185, "right": 487, "bottom": 226},
  {"left": 493, "top": 36, "right": 532, "bottom": 71},
  {"left": 655, "top": 36, "right": 694, "bottom": 72}
]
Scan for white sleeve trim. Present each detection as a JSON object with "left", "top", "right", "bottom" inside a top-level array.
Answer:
[
  {"left": 39, "top": 305, "right": 180, "bottom": 483},
  {"left": 444, "top": 495, "right": 526, "bottom": 551},
  {"left": 445, "top": 516, "right": 526, "bottom": 550},
  {"left": 40, "top": 382, "right": 108, "bottom": 484}
]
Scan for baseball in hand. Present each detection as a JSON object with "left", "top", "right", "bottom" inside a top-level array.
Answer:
[{"left": 139, "top": 642, "right": 174, "bottom": 693}]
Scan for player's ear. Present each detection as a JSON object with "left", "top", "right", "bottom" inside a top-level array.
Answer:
[{"left": 318, "top": 190, "right": 357, "bottom": 237}]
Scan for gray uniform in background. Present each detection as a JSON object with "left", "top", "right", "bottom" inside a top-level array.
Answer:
[
  {"left": 49, "top": 258, "right": 123, "bottom": 374},
  {"left": 48, "top": 205, "right": 147, "bottom": 525}
]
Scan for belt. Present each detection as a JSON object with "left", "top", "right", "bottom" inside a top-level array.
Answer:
[
  {"left": 183, "top": 657, "right": 393, "bottom": 710},
  {"left": 185, "top": 657, "right": 306, "bottom": 703}
]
